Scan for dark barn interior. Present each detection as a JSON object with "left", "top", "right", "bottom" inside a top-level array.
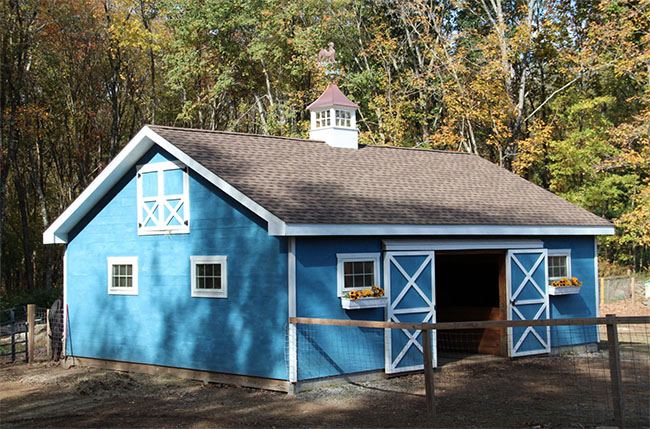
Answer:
[{"left": 435, "top": 251, "right": 506, "bottom": 356}]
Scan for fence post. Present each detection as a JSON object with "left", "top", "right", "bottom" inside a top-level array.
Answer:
[
  {"left": 27, "top": 304, "right": 35, "bottom": 364},
  {"left": 46, "top": 309, "right": 51, "bottom": 359},
  {"left": 422, "top": 327, "right": 435, "bottom": 422},
  {"left": 10, "top": 308, "right": 16, "bottom": 363},
  {"left": 606, "top": 314, "right": 624, "bottom": 428},
  {"left": 600, "top": 278, "right": 605, "bottom": 306},
  {"left": 630, "top": 275, "right": 635, "bottom": 304}
]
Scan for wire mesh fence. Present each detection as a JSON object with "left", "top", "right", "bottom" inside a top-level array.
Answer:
[
  {"left": 0, "top": 304, "right": 63, "bottom": 364},
  {"left": 601, "top": 274, "right": 646, "bottom": 303},
  {"left": 289, "top": 316, "right": 649, "bottom": 427}
]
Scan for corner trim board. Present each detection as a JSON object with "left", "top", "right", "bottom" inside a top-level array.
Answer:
[{"left": 288, "top": 237, "right": 297, "bottom": 383}]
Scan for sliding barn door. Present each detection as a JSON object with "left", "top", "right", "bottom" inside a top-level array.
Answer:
[
  {"left": 506, "top": 249, "right": 550, "bottom": 357},
  {"left": 384, "top": 251, "right": 436, "bottom": 373}
]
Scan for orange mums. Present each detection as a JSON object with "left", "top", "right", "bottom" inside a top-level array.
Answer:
[
  {"left": 345, "top": 285, "right": 385, "bottom": 300},
  {"left": 551, "top": 277, "right": 583, "bottom": 287}
]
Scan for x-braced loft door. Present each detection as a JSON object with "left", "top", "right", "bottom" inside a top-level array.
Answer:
[
  {"left": 507, "top": 249, "right": 550, "bottom": 357},
  {"left": 385, "top": 251, "right": 436, "bottom": 374}
]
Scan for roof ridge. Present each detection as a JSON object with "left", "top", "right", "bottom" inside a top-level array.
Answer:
[
  {"left": 363, "top": 144, "right": 474, "bottom": 155},
  {"left": 146, "top": 124, "right": 317, "bottom": 144},
  {"left": 149, "top": 125, "right": 476, "bottom": 155}
]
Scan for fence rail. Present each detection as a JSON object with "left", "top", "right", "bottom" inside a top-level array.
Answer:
[
  {"left": 290, "top": 315, "right": 649, "bottom": 428},
  {"left": 290, "top": 315, "right": 650, "bottom": 330}
]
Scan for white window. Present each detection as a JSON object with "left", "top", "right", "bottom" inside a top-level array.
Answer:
[
  {"left": 191, "top": 256, "right": 227, "bottom": 298},
  {"left": 315, "top": 110, "right": 330, "bottom": 128},
  {"left": 137, "top": 161, "right": 189, "bottom": 235},
  {"left": 335, "top": 110, "right": 351, "bottom": 127},
  {"left": 107, "top": 257, "right": 138, "bottom": 295},
  {"left": 548, "top": 249, "right": 571, "bottom": 283},
  {"left": 336, "top": 253, "right": 381, "bottom": 297}
]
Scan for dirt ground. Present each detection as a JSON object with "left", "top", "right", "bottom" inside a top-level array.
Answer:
[
  {"left": 1, "top": 299, "right": 647, "bottom": 428},
  {"left": 601, "top": 298, "right": 650, "bottom": 316}
]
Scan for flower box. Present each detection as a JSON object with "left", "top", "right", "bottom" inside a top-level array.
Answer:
[
  {"left": 341, "top": 296, "right": 388, "bottom": 310},
  {"left": 548, "top": 285, "right": 581, "bottom": 296}
]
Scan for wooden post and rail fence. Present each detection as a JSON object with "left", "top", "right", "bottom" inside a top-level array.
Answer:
[{"left": 290, "top": 315, "right": 650, "bottom": 428}]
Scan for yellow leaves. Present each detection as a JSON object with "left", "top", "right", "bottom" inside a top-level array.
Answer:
[
  {"left": 513, "top": 121, "right": 553, "bottom": 175},
  {"left": 614, "top": 181, "right": 650, "bottom": 246}
]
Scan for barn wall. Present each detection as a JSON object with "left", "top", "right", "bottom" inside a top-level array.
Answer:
[
  {"left": 295, "top": 236, "right": 385, "bottom": 380},
  {"left": 294, "top": 235, "right": 602, "bottom": 378},
  {"left": 542, "top": 236, "right": 599, "bottom": 347},
  {"left": 65, "top": 145, "right": 289, "bottom": 380}
]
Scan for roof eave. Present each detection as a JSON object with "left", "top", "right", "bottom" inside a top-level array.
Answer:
[
  {"left": 43, "top": 127, "right": 157, "bottom": 244},
  {"left": 43, "top": 126, "right": 287, "bottom": 244},
  {"left": 275, "top": 224, "right": 615, "bottom": 237}
]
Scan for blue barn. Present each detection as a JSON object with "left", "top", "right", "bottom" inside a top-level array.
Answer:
[{"left": 44, "top": 84, "right": 614, "bottom": 392}]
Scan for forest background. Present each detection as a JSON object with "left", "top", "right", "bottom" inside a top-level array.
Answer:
[{"left": 1, "top": 0, "right": 649, "bottom": 307}]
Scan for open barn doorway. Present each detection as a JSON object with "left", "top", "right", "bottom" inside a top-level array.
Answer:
[{"left": 435, "top": 250, "right": 507, "bottom": 357}]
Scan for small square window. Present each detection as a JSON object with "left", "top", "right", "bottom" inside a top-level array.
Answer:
[
  {"left": 337, "top": 253, "right": 381, "bottom": 297},
  {"left": 191, "top": 256, "right": 227, "bottom": 298},
  {"left": 335, "top": 110, "right": 352, "bottom": 127},
  {"left": 547, "top": 250, "right": 571, "bottom": 284},
  {"left": 108, "top": 257, "right": 138, "bottom": 295}
]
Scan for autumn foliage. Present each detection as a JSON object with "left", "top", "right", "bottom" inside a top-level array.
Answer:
[{"left": 1, "top": 0, "right": 649, "bottom": 298}]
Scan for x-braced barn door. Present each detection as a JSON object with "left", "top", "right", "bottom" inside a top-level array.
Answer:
[
  {"left": 385, "top": 251, "right": 436, "bottom": 374},
  {"left": 507, "top": 249, "right": 550, "bottom": 357}
]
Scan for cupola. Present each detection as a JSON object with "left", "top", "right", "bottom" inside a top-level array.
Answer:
[{"left": 307, "top": 83, "right": 359, "bottom": 149}]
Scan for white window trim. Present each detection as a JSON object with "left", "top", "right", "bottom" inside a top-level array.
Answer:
[
  {"left": 107, "top": 256, "right": 138, "bottom": 295},
  {"left": 191, "top": 255, "right": 228, "bottom": 298},
  {"left": 548, "top": 249, "right": 572, "bottom": 283},
  {"left": 336, "top": 253, "right": 381, "bottom": 297},
  {"left": 136, "top": 160, "right": 190, "bottom": 235}
]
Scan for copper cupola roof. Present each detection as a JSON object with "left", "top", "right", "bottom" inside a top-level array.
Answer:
[{"left": 306, "top": 83, "right": 359, "bottom": 110}]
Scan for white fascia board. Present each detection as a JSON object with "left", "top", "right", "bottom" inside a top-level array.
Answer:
[
  {"left": 143, "top": 128, "right": 286, "bottom": 234},
  {"left": 280, "top": 224, "right": 615, "bottom": 237},
  {"left": 383, "top": 238, "right": 544, "bottom": 251},
  {"left": 43, "top": 127, "right": 156, "bottom": 244},
  {"left": 43, "top": 126, "right": 286, "bottom": 244}
]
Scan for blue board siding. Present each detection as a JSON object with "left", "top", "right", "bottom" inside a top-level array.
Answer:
[
  {"left": 295, "top": 237, "right": 385, "bottom": 380},
  {"left": 543, "top": 236, "right": 599, "bottom": 348},
  {"left": 66, "top": 146, "right": 288, "bottom": 380},
  {"left": 294, "top": 236, "right": 601, "bottom": 378}
]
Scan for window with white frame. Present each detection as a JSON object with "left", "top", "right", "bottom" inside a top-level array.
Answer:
[
  {"left": 107, "top": 257, "right": 138, "bottom": 295},
  {"left": 548, "top": 250, "right": 571, "bottom": 283},
  {"left": 335, "top": 110, "right": 351, "bottom": 127},
  {"left": 137, "top": 161, "right": 189, "bottom": 235},
  {"left": 315, "top": 110, "right": 330, "bottom": 128},
  {"left": 191, "top": 256, "right": 227, "bottom": 298},
  {"left": 336, "top": 253, "right": 381, "bottom": 297}
]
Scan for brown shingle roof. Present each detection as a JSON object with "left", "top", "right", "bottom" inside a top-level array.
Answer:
[{"left": 149, "top": 125, "right": 612, "bottom": 227}]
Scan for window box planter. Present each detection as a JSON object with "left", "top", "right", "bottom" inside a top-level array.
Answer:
[
  {"left": 548, "top": 285, "right": 581, "bottom": 296},
  {"left": 341, "top": 296, "right": 388, "bottom": 310}
]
